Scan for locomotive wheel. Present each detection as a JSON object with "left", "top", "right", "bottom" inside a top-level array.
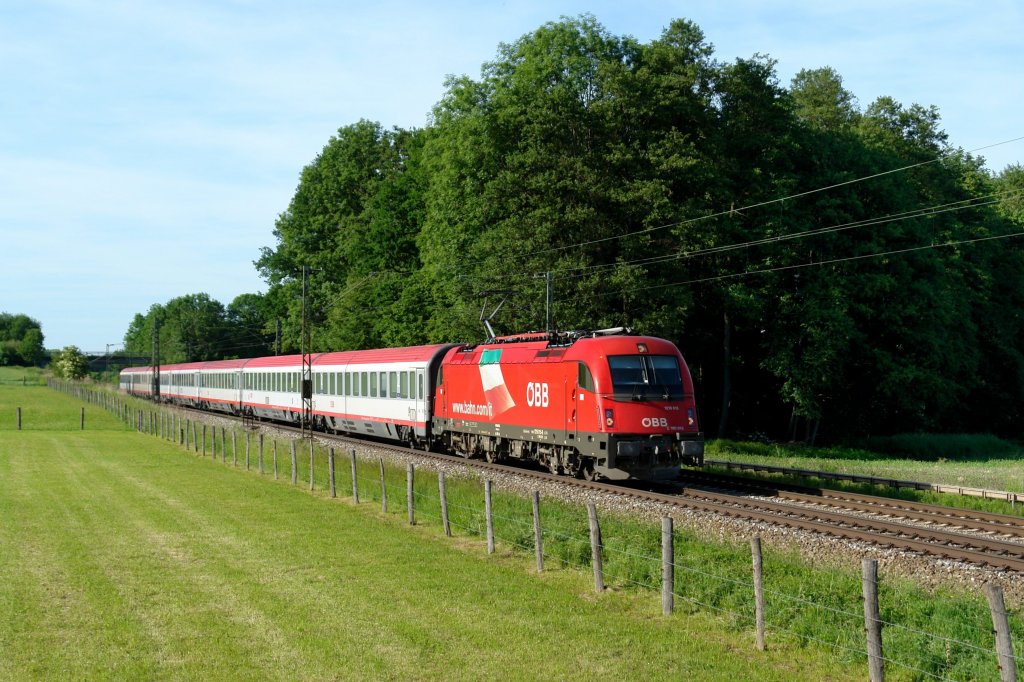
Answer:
[{"left": 581, "top": 463, "right": 598, "bottom": 481}]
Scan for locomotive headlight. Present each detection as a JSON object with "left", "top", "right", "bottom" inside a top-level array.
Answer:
[
  {"left": 605, "top": 409, "right": 615, "bottom": 428},
  {"left": 687, "top": 408, "right": 695, "bottom": 426}
]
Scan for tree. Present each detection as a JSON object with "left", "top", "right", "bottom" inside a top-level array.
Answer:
[
  {"left": 52, "top": 345, "right": 88, "bottom": 379},
  {"left": 790, "top": 67, "right": 858, "bottom": 131},
  {"left": 123, "top": 294, "right": 231, "bottom": 363},
  {"left": 0, "top": 313, "right": 45, "bottom": 366}
]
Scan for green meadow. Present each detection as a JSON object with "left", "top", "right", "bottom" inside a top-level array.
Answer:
[{"left": 0, "top": 384, "right": 862, "bottom": 681}]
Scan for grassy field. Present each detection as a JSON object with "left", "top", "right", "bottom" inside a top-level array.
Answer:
[
  {"left": 708, "top": 438, "right": 1024, "bottom": 500},
  {"left": 0, "top": 366, "right": 46, "bottom": 386},
  {"left": 1, "top": 385, "right": 865, "bottom": 681}
]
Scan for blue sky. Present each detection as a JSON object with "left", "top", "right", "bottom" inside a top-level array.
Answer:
[{"left": 1, "top": 0, "right": 1021, "bottom": 352}]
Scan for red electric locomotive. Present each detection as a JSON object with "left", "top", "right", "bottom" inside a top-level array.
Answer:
[{"left": 432, "top": 328, "right": 703, "bottom": 480}]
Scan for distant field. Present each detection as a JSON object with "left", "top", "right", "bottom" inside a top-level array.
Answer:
[
  {"left": 0, "top": 385, "right": 862, "bottom": 680},
  {"left": 0, "top": 365, "right": 47, "bottom": 385}
]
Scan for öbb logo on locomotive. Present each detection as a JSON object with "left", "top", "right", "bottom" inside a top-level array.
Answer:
[
  {"left": 526, "top": 381, "right": 549, "bottom": 408},
  {"left": 119, "top": 328, "right": 705, "bottom": 481}
]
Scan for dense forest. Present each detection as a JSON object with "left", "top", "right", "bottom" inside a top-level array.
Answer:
[{"left": 124, "top": 15, "right": 1024, "bottom": 443}]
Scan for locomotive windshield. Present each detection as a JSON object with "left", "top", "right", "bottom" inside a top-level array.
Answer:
[{"left": 607, "top": 355, "right": 685, "bottom": 401}]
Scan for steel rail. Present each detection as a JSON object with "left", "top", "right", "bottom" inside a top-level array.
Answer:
[{"left": 680, "top": 470, "right": 1024, "bottom": 539}]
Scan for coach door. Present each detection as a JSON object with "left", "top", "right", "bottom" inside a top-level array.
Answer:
[{"left": 414, "top": 369, "right": 426, "bottom": 431}]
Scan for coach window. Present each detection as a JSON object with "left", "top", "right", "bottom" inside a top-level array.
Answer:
[
  {"left": 369, "top": 372, "right": 377, "bottom": 397},
  {"left": 418, "top": 372, "right": 424, "bottom": 400},
  {"left": 389, "top": 371, "right": 398, "bottom": 398},
  {"left": 360, "top": 372, "right": 368, "bottom": 397},
  {"left": 379, "top": 372, "right": 387, "bottom": 398},
  {"left": 399, "top": 372, "right": 408, "bottom": 399}
]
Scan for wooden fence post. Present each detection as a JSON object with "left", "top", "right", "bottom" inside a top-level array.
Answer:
[
  {"left": 350, "top": 449, "right": 359, "bottom": 504},
  {"left": 192, "top": 422, "right": 197, "bottom": 453},
  {"left": 587, "top": 502, "right": 604, "bottom": 592},
  {"left": 328, "top": 447, "right": 336, "bottom": 498},
  {"left": 662, "top": 517, "right": 674, "bottom": 616},
  {"left": 309, "top": 440, "right": 314, "bottom": 491},
  {"left": 862, "top": 558, "right": 884, "bottom": 682},
  {"left": 185, "top": 419, "right": 191, "bottom": 449},
  {"left": 17, "top": 407, "right": 21, "bottom": 430},
  {"left": 258, "top": 434, "right": 264, "bottom": 474},
  {"left": 290, "top": 440, "right": 297, "bottom": 485},
  {"left": 439, "top": 472, "right": 451, "bottom": 536},
  {"left": 245, "top": 433, "right": 250, "bottom": 470},
  {"left": 986, "top": 582, "right": 1017, "bottom": 682},
  {"left": 379, "top": 458, "right": 387, "bottom": 513},
  {"left": 232, "top": 431, "right": 237, "bottom": 466},
  {"left": 751, "top": 536, "right": 766, "bottom": 651},
  {"left": 532, "top": 491, "right": 543, "bottom": 573},
  {"left": 202, "top": 425, "right": 207, "bottom": 457},
  {"left": 485, "top": 479, "right": 495, "bottom": 554},
  {"left": 80, "top": 407, "right": 85, "bottom": 430},
  {"left": 221, "top": 427, "right": 226, "bottom": 462},
  {"left": 273, "top": 440, "right": 278, "bottom": 479},
  {"left": 406, "top": 463, "right": 415, "bottom": 525}
]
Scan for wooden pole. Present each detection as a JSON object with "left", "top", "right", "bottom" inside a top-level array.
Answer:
[
  {"left": 245, "top": 433, "right": 250, "bottom": 470},
  {"left": 662, "top": 517, "right": 674, "bottom": 616},
  {"left": 350, "top": 449, "right": 359, "bottom": 504},
  {"left": 751, "top": 536, "right": 766, "bottom": 651},
  {"left": 587, "top": 502, "right": 604, "bottom": 593},
  {"left": 328, "top": 447, "right": 336, "bottom": 498},
  {"left": 81, "top": 406, "right": 85, "bottom": 430},
  {"left": 309, "top": 440, "right": 314, "bottom": 491},
  {"left": 439, "top": 472, "right": 451, "bottom": 536},
  {"left": 532, "top": 491, "right": 543, "bottom": 573},
  {"left": 406, "top": 463, "right": 415, "bottom": 525},
  {"left": 16, "top": 407, "right": 21, "bottom": 430},
  {"left": 221, "top": 427, "right": 226, "bottom": 462},
  {"left": 862, "top": 558, "right": 884, "bottom": 682},
  {"left": 232, "top": 431, "right": 237, "bottom": 466},
  {"left": 202, "top": 425, "right": 207, "bottom": 457},
  {"left": 192, "top": 422, "right": 197, "bottom": 453},
  {"left": 986, "top": 582, "right": 1017, "bottom": 682},
  {"left": 485, "top": 479, "right": 495, "bottom": 554},
  {"left": 258, "top": 434, "right": 264, "bottom": 474},
  {"left": 290, "top": 440, "right": 297, "bottom": 485},
  {"left": 379, "top": 458, "right": 387, "bottom": 513}
]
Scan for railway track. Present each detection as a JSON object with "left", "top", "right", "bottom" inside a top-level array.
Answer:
[{"left": 173, "top": 404, "right": 1024, "bottom": 573}]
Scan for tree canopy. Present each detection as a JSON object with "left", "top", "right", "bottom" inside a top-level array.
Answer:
[
  {"left": 0, "top": 313, "right": 46, "bottom": 367},
  {"left": 127, "top": 14, "right": 1024, "bottom": 443}
]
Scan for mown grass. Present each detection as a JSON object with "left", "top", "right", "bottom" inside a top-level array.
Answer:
[
  {"left": 2, "top": 385, "right": 863, "bottom": 681},
  {"left": 82, "top": 388, "right": 1024, "bottom": 681}
]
